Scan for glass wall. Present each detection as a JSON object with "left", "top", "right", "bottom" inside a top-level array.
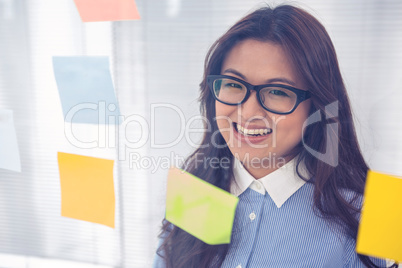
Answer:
[{"left": 0, "top": 0, "right": 401, "bottom": 267}]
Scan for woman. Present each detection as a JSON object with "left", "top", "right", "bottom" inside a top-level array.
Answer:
[{"left": 153, "top": 4, "right": 396, "bottom": 268}]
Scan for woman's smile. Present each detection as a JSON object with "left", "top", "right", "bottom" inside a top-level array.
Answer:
[{"left": 232, "top": 122, "right": 272, "bottom": 144}]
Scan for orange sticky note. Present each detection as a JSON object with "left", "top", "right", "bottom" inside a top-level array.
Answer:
[
  {"left": 73, "top": 0, "right": 140, "bottom": 22},
  {"left": 356, "top": 170, "right": 402, "bottom": 262},
  {"left": 58, "top": 152, "right": 115, "bottom": 228}
]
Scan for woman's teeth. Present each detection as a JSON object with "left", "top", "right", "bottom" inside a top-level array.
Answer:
[{"left": 235, "top": 123, "right": 272, "bottom": 136}]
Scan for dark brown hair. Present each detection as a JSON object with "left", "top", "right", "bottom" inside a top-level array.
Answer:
[{"left": 157, "top": 4, "right": 392, "bottom": 268}]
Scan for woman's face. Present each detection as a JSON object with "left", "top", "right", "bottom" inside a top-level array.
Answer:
[{"left": 215, "top": 39, "right": 311, "bottom": 178}]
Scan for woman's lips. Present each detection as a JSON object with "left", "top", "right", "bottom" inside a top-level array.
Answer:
[{"left": 232, "top": 122, "right": 272, "bottom": 144}]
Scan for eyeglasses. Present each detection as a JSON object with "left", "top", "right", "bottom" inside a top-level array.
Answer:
[{"left": 207, "top": 75, "right": 311, "bottom": 115}]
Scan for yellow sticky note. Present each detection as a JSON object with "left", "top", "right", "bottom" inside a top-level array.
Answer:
[
  {"left": 58, "top": 152, "right": 115, "bottom": 228},
  {"left": 166, "top": 167, "right": 239, "bottom": 245},
  {"left": 356, "top": 170, "right": 402, "bottom": 262},
  {"left": 73, "top": 0, "right": 140, "bottom": 22}
]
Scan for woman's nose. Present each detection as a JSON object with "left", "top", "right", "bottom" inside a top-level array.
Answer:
[{"left": 238, "top": 91, "right": 267, "bottom": 120}]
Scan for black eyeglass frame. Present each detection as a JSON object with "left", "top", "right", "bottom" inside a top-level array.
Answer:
[{"left": 207, "top": 74, "right": 311, "bottom": 115}]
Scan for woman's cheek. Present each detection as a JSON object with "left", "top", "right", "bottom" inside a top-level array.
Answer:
[{"left": 215, "top": 103, "right": 236, "bottom": 144}]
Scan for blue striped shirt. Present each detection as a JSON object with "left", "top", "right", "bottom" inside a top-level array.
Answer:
[{"left": 221, "top": 183, "right": 384, "bottom": 267}]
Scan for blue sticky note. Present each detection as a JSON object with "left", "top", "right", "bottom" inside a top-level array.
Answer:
[
  {"left": 52, "top": 56, "right": 120, "bottom": 124},
  {"left": 0, "top": 109, "right": 21, "bottom": 172}
]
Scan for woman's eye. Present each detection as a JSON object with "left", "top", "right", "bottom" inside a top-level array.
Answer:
[
  {"left": 224, "top": 83, "right": 243, "bottom": 89},
  {"left": 269, "top": 89, "right": 289, "bottom": 97}
]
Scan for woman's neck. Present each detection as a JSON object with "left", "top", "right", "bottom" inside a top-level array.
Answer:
[{"left": 240, "top": 155, "right": 292, "bottom": 179}]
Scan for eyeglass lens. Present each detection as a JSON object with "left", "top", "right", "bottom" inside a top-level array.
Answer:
[{"left": 213, "top": 78, "right": 297, "bottom": 113}]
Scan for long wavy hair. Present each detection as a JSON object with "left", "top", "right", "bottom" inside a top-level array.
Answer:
[{"left": 157, "top": 5, "right": 391, "bottom": 268}]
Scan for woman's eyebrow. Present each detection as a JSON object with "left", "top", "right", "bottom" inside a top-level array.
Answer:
[
  {"left": 223, "top": 68, "right": 297, "bottom": 87},
  {"left": 223, "top": 68, "right": 247, "bottom": 80},
  {"left": 265, "top": 78, "right": 297, "bottom": 87}
]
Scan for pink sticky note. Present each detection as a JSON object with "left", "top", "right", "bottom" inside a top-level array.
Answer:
[{"left": 73, "top": 0, "right": 140, "bottom": 22}]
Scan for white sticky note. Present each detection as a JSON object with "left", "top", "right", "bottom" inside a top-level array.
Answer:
[{"left": 0, "top": 109, "right": 21, "bottom": 172}]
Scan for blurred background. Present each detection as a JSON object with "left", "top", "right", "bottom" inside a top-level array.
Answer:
[{"left": 0, "top": 0, "right": 401, "bottom": 267}]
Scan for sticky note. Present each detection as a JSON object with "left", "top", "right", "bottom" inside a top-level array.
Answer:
[
  {"left": 0, "top": 109, "right": 21, "bottom": 172},
  {"left": 58, "top": 152, "right": 115, "bottom": 228},
  {"left": 356, "top": 170, "right": 402, "bottom": 262},
  {"left": 73, "top": 0, "right": 140, "bottom": 22},
  {"left": 52, "top": 56, "right": 120, "bottom": 124},
  {"left": 166, "top": 167, "right": 239, "bottom": 245}
]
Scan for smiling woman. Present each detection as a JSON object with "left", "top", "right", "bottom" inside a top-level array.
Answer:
[{"left": 153, "top": 4, "right": 396, "bottom": 268}]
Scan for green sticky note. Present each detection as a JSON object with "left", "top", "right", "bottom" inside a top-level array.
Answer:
[{"left": 166, "top": 167, "right": 239, "bottom": 245}]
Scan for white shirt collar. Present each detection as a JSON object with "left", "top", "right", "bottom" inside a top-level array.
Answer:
[{"left": 231, "top": 156, "right": 310, "bottom": 208}]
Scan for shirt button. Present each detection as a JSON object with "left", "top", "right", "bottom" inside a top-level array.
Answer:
[
  {"left": 236, "top": 265, "right": 242, "bottom": 268},
  {"left": 255, "top": 182, "right": 261, "bottom": 189},
  {"left": 249, "top": 212, "right": 256, "bottom": 221}
]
